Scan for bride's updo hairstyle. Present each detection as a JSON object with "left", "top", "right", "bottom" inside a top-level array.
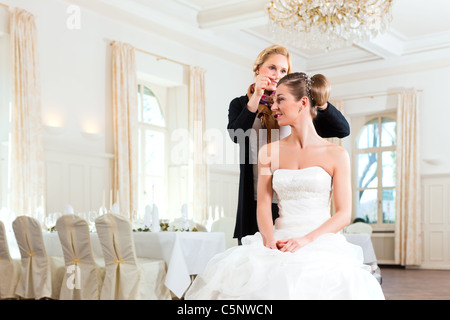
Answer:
[{"left": 277, "top": 72, "right": 330, "bottom": 118}]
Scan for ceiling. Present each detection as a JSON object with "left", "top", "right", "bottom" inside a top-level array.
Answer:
[{"left": 70, "top": 0, "right": 450, "bottom": 77}]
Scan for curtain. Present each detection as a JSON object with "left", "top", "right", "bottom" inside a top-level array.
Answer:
[
  {"left": 395, "top": 89, "right": 421, "bottom": 266},
  {"left": 189, "top": 67, "right": 209, "bottom": 223},
  {"left": 111, "top": 42, "right": 138, "bottom": 219},
  {"left": 9, "top": 7, "right": 44, "bottom": 218}
]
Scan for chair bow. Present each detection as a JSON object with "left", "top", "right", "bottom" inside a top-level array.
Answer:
[{"left": 114, "top": 258, "right": 124, "bottom": 264}]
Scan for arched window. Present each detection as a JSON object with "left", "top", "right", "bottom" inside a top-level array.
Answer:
[
  {"left": 139, "top": 85, "right": 165, "bottom": 127},
  {"left": 354, "top": 114, "right": 396, "bottom": 230},
  {"left": 137, "top": 83, "right": 167, "bottom": 216}
]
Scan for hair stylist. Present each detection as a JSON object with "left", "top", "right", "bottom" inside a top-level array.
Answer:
[{"left": 227, "top": 45, "right": 350, "bottom": 244}]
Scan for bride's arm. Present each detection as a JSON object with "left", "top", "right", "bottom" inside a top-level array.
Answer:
[
  {"left": 279, "top": 147, "right": 352, "bottom": 252},
  {"left": 257, "top": 143, "right": 277, "bottom": 249}
]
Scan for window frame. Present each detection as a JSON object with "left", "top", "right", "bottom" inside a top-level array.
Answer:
[
  {"left": 352, "top": 112, "right": 397, "bottom": 232},
  {"left": 136, "top": 81, "right": 168, "bottom": 217}
]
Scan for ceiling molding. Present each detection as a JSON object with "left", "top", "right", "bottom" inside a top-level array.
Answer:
[
  {"left": 355, "top": 32, "right": 404, "bottom": 59},
  {"left": 316, "top": 47, "right": 450, "bottom": 84},
  {"left": 65, "top": 0, "right": 450, "bottom": 78},
  {"left": 306, "top": 48, "right": 381, "bottom": 71},
  {"left": 197, "top": 0, "right": 267, "bottom": 30},
  {"left": 402, "top": 30, "right": 450, "bottom": 54},
  {"left": 66, "top": 0, "right": 257, "bottom": 68}
]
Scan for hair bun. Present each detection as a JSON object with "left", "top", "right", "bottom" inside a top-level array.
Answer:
[{"left": 309, "top": 74, "right": 330, "bottom": 107}]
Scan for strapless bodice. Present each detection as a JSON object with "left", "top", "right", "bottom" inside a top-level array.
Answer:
[{"left": 272, "top": 166, "right": 333, "bottom": 239}]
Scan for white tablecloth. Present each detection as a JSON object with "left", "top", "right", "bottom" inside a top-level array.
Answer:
[
  {"left": 8, "top": 231, "right": 226, "bottom": 298},
  {"left": 343, "top": 233, "right": 377, "bottom": 265}
]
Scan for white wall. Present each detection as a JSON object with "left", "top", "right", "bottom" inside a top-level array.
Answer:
[
  {"left": 0, "top": 0, "right": 248, "bottom": 218},
  {"left": 324, "top": 62, "right": 450, "bottom": 268},
  {"left": 1, "top": 0, "right": 251, "bottom": 154},
  {"left": 330, "top": 66, "right": 450, "bottom": 176}
]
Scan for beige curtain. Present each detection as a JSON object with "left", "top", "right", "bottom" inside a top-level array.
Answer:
[
  {"left": 189, "top": 67, "right": 209, "bottom": 223},
  {"left": 9, "top": 7, "right": 44, "bottom": 217},
  {"left": 395, "top": 89, "right": 421, "bottom": 266},
  {"left": 111, "top": 42, "right": 138, "bottom": 218}
]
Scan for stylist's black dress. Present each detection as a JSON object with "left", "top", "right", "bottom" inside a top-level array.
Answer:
[{"left": 227, "top": 95, "right": 350, "bottom": 241}]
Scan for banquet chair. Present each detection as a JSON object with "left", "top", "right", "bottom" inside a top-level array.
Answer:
[
  {"left": 0, "top": 220, "right": 21, "bottom": 299},
  {"left": 211, "top": 217, "right": 238, "bottom": 249},
  {"left": 95, "top": 213, "right": 171, "bottom": 300},
  {"left": 194, "top": 222, "right": 207, "bottom": 232},
  {"left": 343, "top": 222, "right": 381, "bottom": 284},
  {"left": 12, "top": 216, "right": 66, "bottom": 299},
  {"left": 56, "top": 214, "right": 105, "bottom": 300},
  {"left": 344, "top": 222, "right": 373, "bottom": 235}
]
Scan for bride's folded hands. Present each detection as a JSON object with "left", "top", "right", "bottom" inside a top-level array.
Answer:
[
  {"left": 276, "top": 236, "right": 313, "bottom": 253},
  {"left": 263, "top": 238, "right": 278, "bottom": 250}
]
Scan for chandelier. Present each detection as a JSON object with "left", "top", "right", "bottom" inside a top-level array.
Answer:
[{"left": 267, "top": 0, "right": 394, "bottom": 51}]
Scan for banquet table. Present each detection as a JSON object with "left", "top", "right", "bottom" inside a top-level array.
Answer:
[{"left": 8, "top": 230, "right": 226, "bottom": 299}]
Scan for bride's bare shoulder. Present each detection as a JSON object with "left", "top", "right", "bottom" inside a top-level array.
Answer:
[
  {"left": 324, "top": 143, "right": 350, "bottom": 170},
  {"left": 260, "top": 141, "right": 284, "bottom": 174},
  {"left": 258, "top": 140, "right": 280, "bottom": 156}
]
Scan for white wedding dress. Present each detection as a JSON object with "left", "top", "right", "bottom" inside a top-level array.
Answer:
[{"left": 185, "top": 167, "right": 385, "bottom": 300}]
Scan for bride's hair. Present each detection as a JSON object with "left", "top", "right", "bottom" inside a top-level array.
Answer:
[{"left": 277, "top": 72, "right": 330, "bottom": 118}]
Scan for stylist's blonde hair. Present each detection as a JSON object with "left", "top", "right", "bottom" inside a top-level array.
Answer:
[{"left": 253, "top": 45, "right": 292, "bottom": 76}]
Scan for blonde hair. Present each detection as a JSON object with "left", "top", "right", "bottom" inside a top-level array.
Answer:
[
  {"left": 253, "top": 45, "right": 292, "bottom": 75},
  {"left": 277, "top": 72, "right": 331, "bottom": 118}
]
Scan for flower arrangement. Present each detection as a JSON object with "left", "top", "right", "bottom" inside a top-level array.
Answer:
[{"left": 133, "top": 220, "right": 198, "bottom": 232}]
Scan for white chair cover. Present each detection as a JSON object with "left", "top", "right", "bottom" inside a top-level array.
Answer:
[
  {"left": 95, "top": 214, "right": 171, "bottom": 300},
  {"left": 0, "top": 220, "right": 21, "bottom": 299},
  {"left": 211, "top": 217, "right": 238, "bottom": 249},
  {"left": 344, "top": 222, "right": 373, "bottom": 235},
  {"left": 13, "top": 216, "right": 65, "bottom": 299},
  {"left": 56, "top": 214, "right": 105, "bottom": 300}
]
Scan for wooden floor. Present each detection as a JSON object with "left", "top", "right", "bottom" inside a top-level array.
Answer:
[{"left": 380, "top": 265, "right": 450, "bottom": 300}]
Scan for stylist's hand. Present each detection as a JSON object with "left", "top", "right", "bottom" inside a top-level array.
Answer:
[
  {"left": 247, "top": 73, "right": 274, "bottom": 113},
  {"left": 254, "top": 74, "right": 273, "bottom": 97}
]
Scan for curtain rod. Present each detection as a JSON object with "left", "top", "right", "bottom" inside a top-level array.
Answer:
[
  {"left": 336, "top": 89, "right": 423, "bottom": 102},
  {"left": 0, "top": 2, "right": 9, "bottom": 8},
  {"left": 110, "top": 41, "right": 191, "bottom": 68}
]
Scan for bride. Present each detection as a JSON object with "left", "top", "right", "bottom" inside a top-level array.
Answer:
[{"left": 185, "top": 72, "right": 384, "bottom": 300}]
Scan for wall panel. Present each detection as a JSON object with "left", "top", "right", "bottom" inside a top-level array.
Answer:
[
  {"left": 44, "top": 149, "right": 113, "bottom": 214},
  {"left": 421, "top": 175, "right": 450, "bottom": 269}
]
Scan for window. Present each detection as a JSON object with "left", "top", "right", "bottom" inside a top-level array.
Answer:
[
  {"left": 137, "top": 83, "right": 167, "bottom": 217},
  {"left": 354, "top": 114, "right": 396, "bottom": 231}
]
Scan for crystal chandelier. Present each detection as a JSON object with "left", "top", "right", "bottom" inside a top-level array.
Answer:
[{"left": 267, "top": 0, "right": 394, "bottom": 51}]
